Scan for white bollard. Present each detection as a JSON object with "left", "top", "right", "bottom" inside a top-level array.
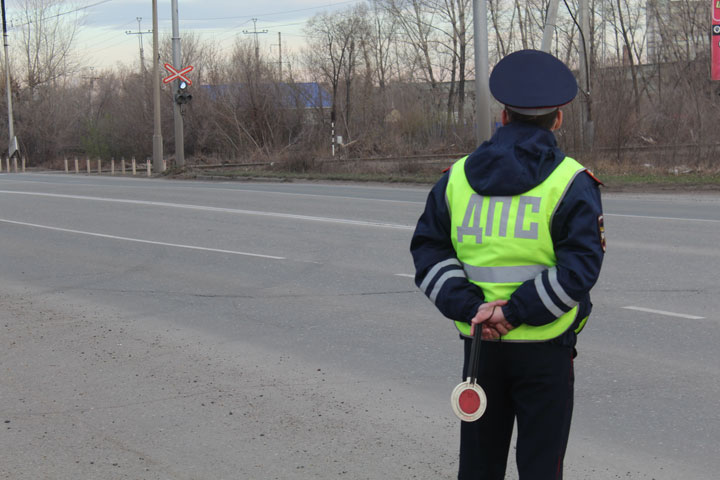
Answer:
[
  {"left": 64, "top": 158, "right": 68, "bottom": 173},
  {"left": 86, "top": 158, "right": 90, "bottom": 174},
  {"left": 98, "top": 159, "right": 102, "bottom": 174},
  {"left": 5, "top": 156, "right": 9, "bottom": 173},
  {"left": 147, "top": 159, "right": 151, "bottom": 177},
  {"left": 74, "top": 157, "right": 79, "bottom": 174},
  {"left": 21, "top": 157, "right": 25, "bottom": 172},
  {"left": 121, "top": 157, "right": 126, "bottom": 175},
  {"left": 132, "top": 157, "right": 136, "bottom": 175},
  {"left": 13, "top": 157, "right": 17, "bottom": 173},
  {"left": 111, "top": 158, "right": 115, "bottom": 175}
]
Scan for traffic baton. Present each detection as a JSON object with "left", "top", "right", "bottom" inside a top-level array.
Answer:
[{"left": 450, "top": 319, "right": 487, "bottom": 422}]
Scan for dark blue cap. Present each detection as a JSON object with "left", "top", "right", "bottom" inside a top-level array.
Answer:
[{"left": 489, "top": 49, "right": 577, "bottom": 115}]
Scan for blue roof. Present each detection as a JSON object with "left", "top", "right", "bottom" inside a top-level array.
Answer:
[{"left": 200, "top": 82, "right": 331, "bottom": 109}]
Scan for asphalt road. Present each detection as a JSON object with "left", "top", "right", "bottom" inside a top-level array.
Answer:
[{"left": 0, "top": 172, "right": 718, "bottom": 479}]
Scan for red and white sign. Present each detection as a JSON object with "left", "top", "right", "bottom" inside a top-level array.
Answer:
[
  {"left": 713, "top": 0, "right": 720, "bottom": 80},
  {"left": 163, "top": 63, "right": 194, "bottom": 85}
]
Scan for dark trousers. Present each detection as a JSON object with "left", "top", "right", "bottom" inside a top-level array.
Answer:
[{"left": 458, "top": 340, "right": 575, "bottom": 480}]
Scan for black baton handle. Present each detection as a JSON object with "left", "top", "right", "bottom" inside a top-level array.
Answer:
[{"left": 468, "top": 306, "right": 494, "bottom": 382}]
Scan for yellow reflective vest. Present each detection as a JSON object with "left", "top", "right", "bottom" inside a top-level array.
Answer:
[{"left": 447, "top": 155, "right": 587, "bottom": 341}]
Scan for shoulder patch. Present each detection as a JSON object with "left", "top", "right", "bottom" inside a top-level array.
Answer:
[
  {"left": 442, "top": 166, "right": 451, "bottom": 173},
  {"left": 584, "top": 169, "right": 604, "bottom": 186}
]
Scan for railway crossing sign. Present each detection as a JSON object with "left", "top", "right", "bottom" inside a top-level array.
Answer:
[{"left": 163, "top": 63, "right": 193, "bottom": 85}]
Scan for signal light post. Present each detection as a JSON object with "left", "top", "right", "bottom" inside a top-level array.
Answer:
[
  {"left": 171, "top": 0, "right": 185, "bottom": 168},
  {"left": 152, "top": 0, "right": 163, "bottom": 174},
  {"left": 712, "top": 0, "right": 720, "bottom": 81}
]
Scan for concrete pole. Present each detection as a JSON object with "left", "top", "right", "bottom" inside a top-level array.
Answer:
[
  {"left": 541, "top": 0, "right": 560, "bottom": 53},
  {"left": 171, "top": 0, "right": 184, "bottom": 167},
  {"left": 473, "top": 0, "right": 492, "bottom": 143},
  {"left": 278, "top": 32, "right": 282, "bottom": 81},
  {"left": 2, "top": 0, "right": 18, "bottom": 160},
  {"left": 578, "top": 0, "right": 594, "bottom": 149},
  {"left": 152, "top": 0, "right": 163, "bottom": 173}
]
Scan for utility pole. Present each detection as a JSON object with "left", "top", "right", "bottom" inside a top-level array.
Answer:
[
  {"left": 82, "top": 67, "right": 101, "bottom": 118},
  {"left": 82, "top": 67, "right": 101, "bottom": 90},
  {"left": 472, "top": 0, "right": 491, "bottom": 143},
  {"left": 541, "top": 0, "right": 560, "bottom": 53},
  {"left": 170, "top": 0, "right": 184, "bottom": 167},
  {"left": 271, "top": 32, "right": 288, "bottom": 81},
  {"left": 578, "top": 0, "right": 593, "bottom": 150},
  {"left": 125, "top": 17, "right": 151, "bottom": 75},
  {"left": 152, "top": 0, "right": 163, "bottom": 172},
  {"left": 243, "top": 18, "right": 268, "bottom": 64},
  {"left": 276, "top": 32, "right": 282, "bottom": 81},
  {"left": 1, "top": 0, "right": 18, "bottom": 160}
]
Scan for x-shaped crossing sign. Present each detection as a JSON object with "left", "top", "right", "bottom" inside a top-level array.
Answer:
[{"left": 163, "top": 63, "right": 194, "bottom": 85}]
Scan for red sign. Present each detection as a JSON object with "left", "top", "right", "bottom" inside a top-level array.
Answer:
[
  {"left": 163, "top": 63, "right": 194, "bottom": 85},
  {"left": 713, "top": 0, "right": 720, "bottom": 80}
]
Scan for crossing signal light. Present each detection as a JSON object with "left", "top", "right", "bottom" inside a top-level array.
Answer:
[{"left": 175, "top": 81, "right": 192, "bottom": 105}]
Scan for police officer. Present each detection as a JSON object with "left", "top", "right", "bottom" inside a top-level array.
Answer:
[{"left": 410, "top": 49, "right": 605, "bottom": 479}]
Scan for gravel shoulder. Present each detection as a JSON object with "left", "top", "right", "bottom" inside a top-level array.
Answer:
[{"left": 0, "top": 281, "right": 458, "bottom": 480}]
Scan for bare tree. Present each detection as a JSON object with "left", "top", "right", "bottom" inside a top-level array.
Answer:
[
  {"left": 382, "top": 0, "right": 440, "bottom": 87},
  {"left": 15, "top": 0, "right": 81, "bottom": 89},
  {"left": 305, "top": 6, "right": 368, "bottom": 142}
]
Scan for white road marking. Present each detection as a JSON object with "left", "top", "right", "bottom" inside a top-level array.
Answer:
[
  {"left": 622, "top": 306, "right": 705, "bottom": 320},
  {"left": 395, "top": 274, "right": 414, "bottom": 278},
  {"left": 0, "top": 218, "right": 285, "bottom": 260},
  {"left": 605, "top": 213, "right": 720, "bottom": 224},
  {"left": 0, "top": 178, "right": 425, "bottom": 204},
  {"left": 0, "top": 190, "right": 414, "bottom": 230}
]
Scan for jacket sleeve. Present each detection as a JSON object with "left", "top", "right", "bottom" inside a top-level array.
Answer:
[
  {"left": 410, "top": 173, "right": 485, "bottom": 324},
  {"left": 502, "top": 172, "right": 605, "bottom": 327}
]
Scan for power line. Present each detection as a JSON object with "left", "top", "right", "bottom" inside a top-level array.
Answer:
[
  {"left": 187, "top": 0, "right": 361, "bottom": 22},
  {"left": 11, "top": 0, "right": 114, "bottom": 28}
]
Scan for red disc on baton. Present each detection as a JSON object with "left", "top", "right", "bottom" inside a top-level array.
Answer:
[
  {"left": 459, "top": 388, "right": 481, "bottom": 413},
  {"left": 451, "top": 380, "right": 487, "bottom": 422},
  {"left": 451, "top": 309, "right": 494, "bottom": 422}
]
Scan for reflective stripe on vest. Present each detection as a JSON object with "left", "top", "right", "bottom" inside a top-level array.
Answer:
[{"left": 447, "top": 155, "right": 585, "bottom": 341}]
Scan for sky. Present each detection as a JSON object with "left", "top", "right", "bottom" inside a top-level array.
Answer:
[{"left": 5, "top": 0, "right": 363, "bottom": 72}]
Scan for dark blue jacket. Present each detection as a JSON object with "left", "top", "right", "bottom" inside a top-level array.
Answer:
[{"left": 410, "top": 122, "right": 605, "bottom": 346}]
